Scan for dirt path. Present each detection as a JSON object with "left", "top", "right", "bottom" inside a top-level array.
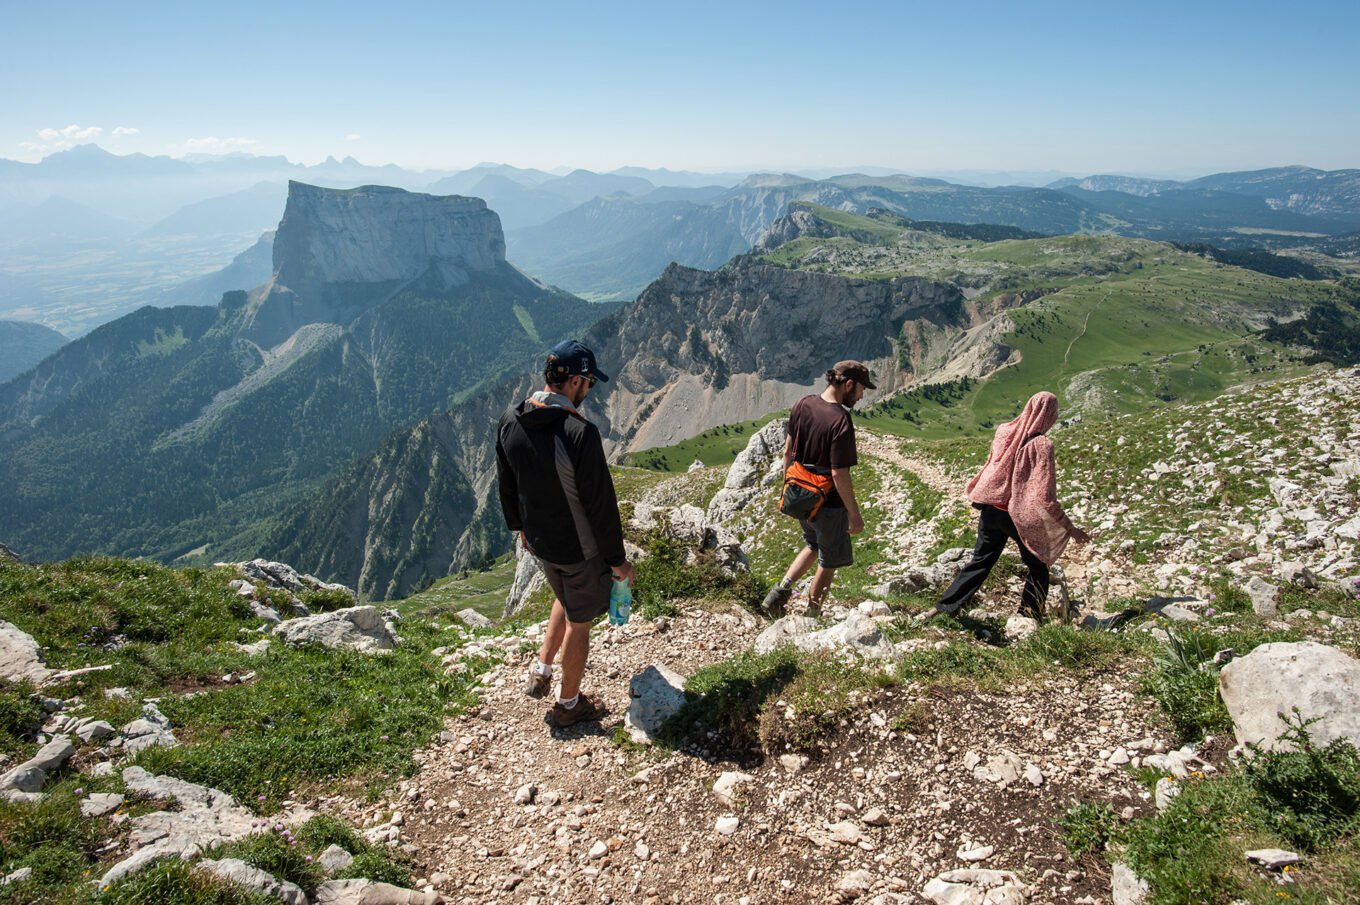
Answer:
[{"left": 356, "top": 596, "right": 1173, "bottom": 905}]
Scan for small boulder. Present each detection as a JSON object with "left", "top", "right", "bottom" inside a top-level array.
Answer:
[
  {"left": 313, "top": 879, "right": 445, "bottom": 904},
  {"left": 1219, "top": 641, "right": 1360, "bottom": 752},
  {"left": 273, "top": 606, "right": 400, "bottom": 654},
  {"left": 317, "top": 844, "right": 354, "bottom": 875},
  {"left": 1245, "top": 576, "right": 1279, "bottom": 617},
  {"left": 456, "top": 609, "right": 492, "bottom": 629},
  {"left": 0, "top": 620, "right": 52, "bottom": 684},
  {"left": 624, "top": 664, "right": 688, "bottom": 745},
  {"left": 922, "top": 868, "right": 1027, "bottom": 905},
  {"left": 1111, "top": 862, "right": 1149, "bottom": 905},
  {"left": 197, "top": 858, "right": 308, "bottom": 905},
  {"left": 712, "top": 771, "right": 754, "bottom": 808}
]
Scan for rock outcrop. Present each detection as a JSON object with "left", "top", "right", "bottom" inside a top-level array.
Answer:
[
  {"left": 243, "top": 182, "right": 511, "bottom": 346},
  {"left": 1218, "top": 641, "right": 1360, "bottom": 752},
  {"left": 0, "top": 620, "right": 51, "bottom": 684},
  {"left": 100, "top": 767, "right": 260, "bottom": 887},
  {"left": 273, "top": 606, "right": 401, "bottom": 654}
]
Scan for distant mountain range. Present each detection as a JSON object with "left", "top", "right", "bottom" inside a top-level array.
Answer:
[
  {"left": 0, "top": 182, "right": 615, "bottom": 567},
  {"left": 507, "top": 168, "right": 1360, "bottom": 300}
]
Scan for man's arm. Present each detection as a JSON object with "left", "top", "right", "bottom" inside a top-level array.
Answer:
[
  {"left": 575, "top": 425, "right": 628, "bottom": 567},
  {"left": 494, "top": 437, "right": 522, "bottom": 532},
  {"left": 831, "top": 467, "right": 864, "bottom": 535},
  {"left": 782, "top": 436, "right": 794, "bottom": 470}
]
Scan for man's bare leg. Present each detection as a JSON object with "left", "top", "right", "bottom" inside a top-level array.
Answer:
[
  {"left": 782, "top": 546, "right": 818, "bottom": 587},
  {"left": 557, "top": 619, "right": 591, "bottom": 700},
  {"left": 807, "top": 565, "right": 836, "bottom": 615},
  {"left": 538, "top": 599, "right": 567, "bottom": 667}
]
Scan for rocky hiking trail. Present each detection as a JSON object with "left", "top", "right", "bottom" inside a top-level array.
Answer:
[{"left": 382, "top": 606, "right": 1171, "bottom": 905}]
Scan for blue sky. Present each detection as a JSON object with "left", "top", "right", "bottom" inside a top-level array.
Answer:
[{"left": 4, "top": 0, "right": 1357, "bottom": 175}]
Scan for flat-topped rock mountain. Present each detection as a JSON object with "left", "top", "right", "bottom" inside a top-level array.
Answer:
[{"left": 272, "top": 182, "right": 505, "bottom": 291}]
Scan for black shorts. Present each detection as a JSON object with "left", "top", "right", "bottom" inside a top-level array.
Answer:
[
  {"left": 800, "top": 507, "right": 854, "bottom": 569},
  {"left": 538, "top": 555, "right": 613, "bottom": 624}
]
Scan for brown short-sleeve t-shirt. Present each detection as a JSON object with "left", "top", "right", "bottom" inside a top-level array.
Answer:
[{"left": 788, "top": 394, "right": 857, "bottom": 508}]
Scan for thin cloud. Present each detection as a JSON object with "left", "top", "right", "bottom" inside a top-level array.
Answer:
[
  {"left": 112, "top": 126, "right": 140, "bottom": 137},
  {"left": 37, "top": 124, "right": 103, "bottom": 142},
  {"left": 172, "top": 136, "right": 260, "bottom": 156},
  {"left": 346, "top": 133, "right": 362, "bottom": 141}
]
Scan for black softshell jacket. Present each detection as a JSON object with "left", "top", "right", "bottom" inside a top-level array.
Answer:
[{"left": 495, "top": 400, "right": 626, "bottom": 567}]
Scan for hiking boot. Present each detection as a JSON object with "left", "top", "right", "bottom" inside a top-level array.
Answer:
[
  {"left": 761, "top": 584, "right": 791, "bottom": 618},
  {"left": 551, "top": 693, "right": 605, "bottom": 728},
  {"left": 524, "top": 667, "right": 551, "bottom": 699}
]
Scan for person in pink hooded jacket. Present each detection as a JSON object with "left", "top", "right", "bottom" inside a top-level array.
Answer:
[{"left": 929, "top": 391, "right": 1089, "bottom": 621}]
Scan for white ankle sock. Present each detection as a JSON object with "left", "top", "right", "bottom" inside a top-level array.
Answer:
[
  {"left": 532, "top": 659, "right": 552, "bottom": 677},
  {"left": 557, "top": 693, "right": 579, "bottom": 709}
]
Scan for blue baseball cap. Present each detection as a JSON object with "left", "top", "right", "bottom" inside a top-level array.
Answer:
[{"left": 546, "top": 339, "right": 610, "bottom": 383}]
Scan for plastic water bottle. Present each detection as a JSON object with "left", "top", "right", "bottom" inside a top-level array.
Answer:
[{"left": 608, "top": 577, "right": 632, "bottom": 625}]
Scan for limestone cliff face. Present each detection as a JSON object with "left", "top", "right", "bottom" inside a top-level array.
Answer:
[
  {"left": 581, "top": 261, "right": 963, "bottom": 451},
  {"left": 273, "top": 182, "right": 506, "bottom": 291},
  {"left": 244, "top": 182, "right": 512, "bottom": 346}
]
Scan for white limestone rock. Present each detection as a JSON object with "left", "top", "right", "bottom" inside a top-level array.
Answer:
[
  {"left": 99, "top": 767, "right": 260, "bottom": 887},
  {"left": 313, "top": 878, "right": 446, "bottom": 904},
  {"left": 198, "top": 858, "right": 308, "bottom": 905},
  {"left": 502, "top": 547, "right": 546, "bottom": 619},
  {"left": 624, "top": 664, "right": 688, "bottom": 745},
  {"left": 318, "top": 844, "right": 354, "bottom": 874},
  {"left": 706, "top": 419, "right": 789, "bottom": 525},
  {"left": 712, "top": 771, "right": 754, "bottom": 808},
  {"left": 273, "top": 606, "right": 400, "bottom": 654},
  {"left": 1219, "top": 641, "right": 1360, "bottom": 752},
  {"left": 1111, "top": 862, "right": 1149, "bottom": 905},
  {"left": 0, "top": 620, "right": 51, "bottom": 684},
  {"left": 922, "top": 868, "right": 1027, "bottom": 905},
  {"left": 81, "top": 792, "right": 124, "bottom": 818}
]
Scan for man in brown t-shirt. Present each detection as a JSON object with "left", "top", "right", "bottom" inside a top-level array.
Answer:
[{"left": 761, "top": 360, "right": 875, "bottom": 617}]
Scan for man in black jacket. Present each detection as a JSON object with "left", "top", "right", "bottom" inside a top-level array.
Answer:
[{"left": 495, "top": 339, "right": 634, "bottom": 728}]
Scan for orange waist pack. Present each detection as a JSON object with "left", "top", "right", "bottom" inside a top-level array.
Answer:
[{"left": 779, "top": 462, "right": 834, "bottom": 521}]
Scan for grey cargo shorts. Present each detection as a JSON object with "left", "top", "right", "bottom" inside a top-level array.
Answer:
[{"left": 800, "top": 507, "right": 853, "bottom": 569}]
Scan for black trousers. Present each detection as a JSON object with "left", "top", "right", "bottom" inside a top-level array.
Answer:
[{"left": 936, "top": 504, "right": 1050, "bottom": 616}]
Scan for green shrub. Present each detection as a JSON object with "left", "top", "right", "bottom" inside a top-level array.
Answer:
[
  {"left": 336, "top": 850, "right": 411, "bottom": 888},
  {"left": 1016, "top": 623, "right": 1142, "bottom": 670},
  {"left": 0, "top": 780, "right": 107, "bottom": 900},
  {"left": 1057, "top": 800, "right": 1120, "bottom": 857},
  {"left": 758, "top": 654, "right": 894, "bottom": 753},
  {"left": 663, "top": 648, "right": 799, "bottom": 751},
  {"left": 632, "top": 531, "right": 764, "bottom": 620},
  {"left": 1140, "top": 628, "right": 1231, "bottom": 742},
  {"left": 1241, "top": 712, "right": 1360, "bottom": 851},
  {"left": 299, "top": 588, "right": 355, "bottom": 614},
  {"left": 207, "top": 829, "right": 324, "bottom": 895},
  {"left": 1122, "top": 774, "right": 1266, "bottom": 904},
  {"left": 0, "top": 682, "right": 44, "bottom": 753}
]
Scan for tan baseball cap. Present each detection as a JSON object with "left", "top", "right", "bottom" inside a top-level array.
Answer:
[{"left": 833, "top": 360, "right": 877, "bottom": 389}]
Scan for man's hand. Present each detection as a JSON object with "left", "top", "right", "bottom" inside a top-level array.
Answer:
[
  {"left": 611, "top": 561, "right": 636, "bottom": 584},
  {"left": 848, "top": 511, "right": 865, "bottom": 535},
  {"left": 1070, "top": 527, "right": 1092, "bottom": 545}
]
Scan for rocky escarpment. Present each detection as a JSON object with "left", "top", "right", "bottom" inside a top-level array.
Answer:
[
  {"left": 272, "top": 182, "right": 505, "bottom": 292},
  {"left": 241, "top": 182, "right": 516, "bottom": 346}
]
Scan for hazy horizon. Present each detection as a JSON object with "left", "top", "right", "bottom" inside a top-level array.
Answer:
[
  {"left": 2, "top": 142, "right": 1332, "bottom": 188},
  {"left": 5, "top": 0, "right": 1358, "bottom": 175}
]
